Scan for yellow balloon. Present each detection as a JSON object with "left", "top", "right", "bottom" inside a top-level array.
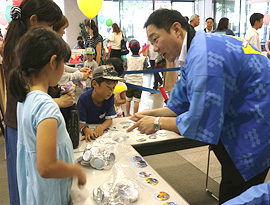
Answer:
[{"left": 77, "top": 0, "right": 103, "bottom": 19}]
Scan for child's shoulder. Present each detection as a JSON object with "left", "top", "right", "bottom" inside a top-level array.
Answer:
[
  {"left": 129, "top": 55, "right": 145, "bottom": 61},
  {"left": 79, "top": 89, "right": 93, "bottom": 100}
]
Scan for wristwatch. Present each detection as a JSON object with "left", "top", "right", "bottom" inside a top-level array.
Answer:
[{"left": 154, "top": 117, "right": 161, "bottom": 131}]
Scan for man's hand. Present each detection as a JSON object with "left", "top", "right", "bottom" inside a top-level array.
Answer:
[
  {"left": 129, "top": 111, "right": 151, "bottom": 122},
  {"left": 127, "top": 114, "right": 156, "bottom": 135},
  {"left": 81, "top": 128, "right": 98, "bottom": 142}
]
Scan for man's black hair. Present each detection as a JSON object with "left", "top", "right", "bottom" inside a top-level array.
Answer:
[
  {"left": 206, "top": 17, "right": 214, "bottom": 22},
  {"left": 250, "top": 13, "right": 264, "bottom": 27},
  {"left": 144, "top": 8, "right": 195, "bottom": 51}
]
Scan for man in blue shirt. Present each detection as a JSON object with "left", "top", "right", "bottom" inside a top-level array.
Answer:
[
  {"left": 78, "top": 65, "right": 124, "bottom": 141},
  {"left": 127, "top": 9, "right": 270, "bottom": 204}
]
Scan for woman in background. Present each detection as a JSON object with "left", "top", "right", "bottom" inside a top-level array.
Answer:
[
  {"left": 212, "top": 17, "right": 235, "bottom": 36},
  {"left": 85, "top": 20, "right": 103, "bottom": 65},
  {"left": 107, "top": 23, "right": 123, "bottom": 59}
]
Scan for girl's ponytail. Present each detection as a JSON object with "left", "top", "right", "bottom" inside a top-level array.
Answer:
[{"left": 9, "top": 66, "right": 28, "bottom": 102}]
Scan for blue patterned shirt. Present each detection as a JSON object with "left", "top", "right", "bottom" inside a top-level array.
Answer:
[
  {"left": 167, "top": 31, "right": 270, "bottom": 181},
  {"left": 223, "top": 182, "right": 270, "bottom": 205}
]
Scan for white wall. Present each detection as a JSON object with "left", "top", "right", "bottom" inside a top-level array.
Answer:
[{"left": 64, "top": 0, "right": 96, "bottom": 49}]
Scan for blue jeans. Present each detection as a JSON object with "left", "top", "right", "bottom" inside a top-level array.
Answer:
[{"left": 5, "top": 126, "right": 20, "bottom": 205}]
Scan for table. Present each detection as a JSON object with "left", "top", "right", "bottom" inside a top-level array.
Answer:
[
  {"left": 73, "top": 117, "right": 206, "bottom": 156},
  {"left": 71, "top": 117, "right": 206, "bottom": 204},
  {"left": 71, "top": 143, "right": 189, "bottom": 205}
]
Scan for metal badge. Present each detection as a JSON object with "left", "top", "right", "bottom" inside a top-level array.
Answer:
[
  {"left": 82, "top": 150, "right": 92, "bottom": 161},
  {"left": 90, "top": 156, "right": 105, "bottom": 170}
]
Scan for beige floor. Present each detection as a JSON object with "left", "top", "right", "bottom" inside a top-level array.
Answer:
[{"left": 0, "top": 72, "right": 221, "bottom": 204}]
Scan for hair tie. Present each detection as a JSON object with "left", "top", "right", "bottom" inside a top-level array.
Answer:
[{"left": 10, "top": 6, "right": 21, "bottom": 20}]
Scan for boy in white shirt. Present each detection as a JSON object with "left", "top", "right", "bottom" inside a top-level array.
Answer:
[
  {"left": 244, "top": 13, "right": 264, "bottom": 52},
  {"left": 123, "top": 39, "right": 148, "bottom": 116},
  {"left": 84, "top": 47, "right": 98, "bottom": 91}
]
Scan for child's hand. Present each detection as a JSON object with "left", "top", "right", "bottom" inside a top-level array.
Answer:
[
  {"left": 57, "top": 94, "right": 74, "bottom": 108},
  {"left": 81, "top": 128, "right": 98, "bottom": 142},
  {"left": 79, "top": 67, "right": 90, "bottom": 72},
  {"left": 81, "top": 72, "right": 88, "bottom": 81},
  {"left": 87, "top": 69, "right": 92, "bottom": 78},
  {"left": 75, "top": 164, "right": 86, "bottom": 186},
  {"left": 94, "top": 126, "right": 104, "bottom": 137}
]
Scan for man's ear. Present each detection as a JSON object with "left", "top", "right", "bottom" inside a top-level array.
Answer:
[
  {"left": 171, "top": 22, "right": 183, "bottom": 38},
  {"left": 49, "top": 55, "right": 57, "bottom": 70},
  {"left": 29, "top": 15, "right": 38, "bottom": 26}
]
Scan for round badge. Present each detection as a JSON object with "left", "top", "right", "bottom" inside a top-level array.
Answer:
[
  {"left": 145, "top": 178, "right": 159, "bottom": 185},
  {"left": 154, "top": 191, "right": 170, "bottom": 201},
  {"left": 163, "top": 202, "right": 178, "bottom": 205},
  {"left": 136, "top": 138, "right": 147, "bottom": 142},
  {"left": 82, "top": 150, "right": 91, "bottom": 161},
  {"left": 138, "top": 170, "right": 152, "bottom": 178},
  {"left": 134, "top": 160, "right": 148, "bottom": 168},
  {"left": 157, "top": 130, "right": 167, "bottom": 136},
  {"left": 130, "top": 156, "right": 142, "bottom": 162},
  {"left": 90, "top": 157, "right": 105, "bottom": 170},
  {"left": 89, "top": 146, "right": 101, "bottom": 155},
  {"left": 149, "top": 135, "right": 157, "bottom": 139}
]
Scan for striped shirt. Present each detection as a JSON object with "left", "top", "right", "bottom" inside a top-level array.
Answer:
[{"left": 85, "top": 34, "right": 103, "bottom": 50}]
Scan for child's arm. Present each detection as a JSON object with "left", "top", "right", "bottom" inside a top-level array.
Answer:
[
  {"left": 36, "top": 118, "right": 86, "bottom": 186},
  {"left": 96, "top": 42, "right": 102, "bottom": 65},
  {"left": 54, "top": 93, "right": 74, "bottom": 108},
  {"left": 94, "top": 119, "right": 112, "bottom": 136},
  {"left": 64, "top": 65, "right": 78, "bottom": 73},
  {"left": 143, "top": 58, "right": 148, "bottom": 70},
  {"left": 115, "top": 91, "right": 126, "bottom": 105}
]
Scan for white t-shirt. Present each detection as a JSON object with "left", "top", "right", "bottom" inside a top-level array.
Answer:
[
  {"left": 124, "top": 56, "right": 146, "bottom": 86},
  {"left": 84, "top": 60, "right": 98, "bottom": 88},
  {"left": 114, "top": 82, "right": 127, "bottom": 116},
  {"left": 108, "top": 32, "right": 122, "bottom": 50},
  {"left": 244, "top": 27, "right": 261, "bottom": 52},
  {"left": 148, "top": 41, "right": 158, "bottom": 60}
]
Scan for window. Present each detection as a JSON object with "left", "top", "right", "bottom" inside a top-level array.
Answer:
[{"left": 172, "top": 2, "right": 195, "bottom": 19}]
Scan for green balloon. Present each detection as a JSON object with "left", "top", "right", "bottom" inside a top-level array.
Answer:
[
  {"left": 106, "top": 19, "right": 113, "bottom": 27},
  {"left": 121, "top": 55, "right": 126, "bottom": 61},
  {"left": 5, "top": 5, "right": 12, "bottom": 22}
]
